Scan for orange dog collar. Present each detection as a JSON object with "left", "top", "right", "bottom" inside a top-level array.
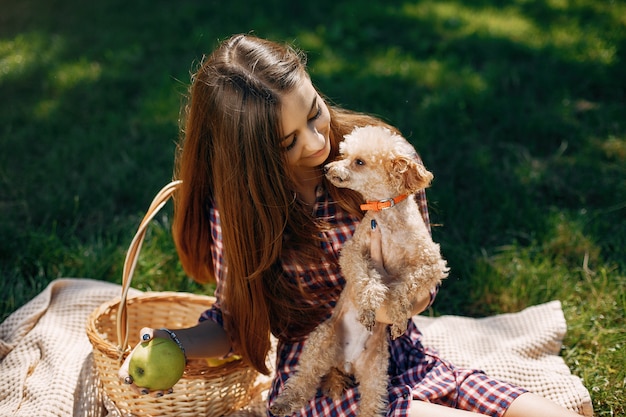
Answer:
[{"left": 360, "top": 194, "right": 408, "bottom": 212}]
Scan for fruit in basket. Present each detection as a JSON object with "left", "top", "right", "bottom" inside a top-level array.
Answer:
[
  {"left": 206, "top": 354, "right": 242, "bottom": 367},
  {"left": 128, "top": 338, "right": 186, "bottom": 390}
]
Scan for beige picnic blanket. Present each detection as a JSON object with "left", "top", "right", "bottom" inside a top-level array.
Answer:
[
  {"left": 0, "top": 278, "right": 593, "bottom": 416},
  {"left": 413, "top": 304, "right": 593, "bottom": 416},
  {"left": 0, "top": 279, "right": 141, "bottom": 417}
]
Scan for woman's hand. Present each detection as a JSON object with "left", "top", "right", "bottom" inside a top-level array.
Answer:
[
  {"left": 369, "top": 220, "right": 432, "bottom": 324},
  {"left": 369, "top": 219, "right": 387, "bottom": 277},
  {"left": 118, "top": 327, "right": 176, "bottom": 397},
  {"left": 118, "top": 320, "right": 232, "bottom": 395}
]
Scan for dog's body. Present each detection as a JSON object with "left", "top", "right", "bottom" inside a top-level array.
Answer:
[{"left": 269, "top": 126, "right": 449, "bottom": 417}]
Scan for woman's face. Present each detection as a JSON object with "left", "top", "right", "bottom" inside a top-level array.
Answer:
[{"left": 279, "top": 77, "right": 331, "bottom": 180}]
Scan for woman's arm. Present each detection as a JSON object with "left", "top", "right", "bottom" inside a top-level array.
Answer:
[{"left": 152, "top": 319, "right": 231, "bottom": 359}]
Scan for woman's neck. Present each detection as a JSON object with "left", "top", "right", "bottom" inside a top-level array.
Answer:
[
  {"left": 294, "top": 181, "right": 319, "bottom": 206},
  {"left": 293, "top": 168, "right": 322, "bottom": 206}
]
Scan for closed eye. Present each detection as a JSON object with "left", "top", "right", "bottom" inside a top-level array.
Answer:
[
  {"left": 283, "top": 104, "right": 322, "bottom": 152},
  {"left": 284, "top": 136, "right": 297, "bottom": 151},
  {"left": 310, "top": 105, "right": 322, "bottom": 121}
]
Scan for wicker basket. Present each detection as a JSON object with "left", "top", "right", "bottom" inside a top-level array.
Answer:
[{"left": 86, "top": 181, "right": 262, "bottom": 416}]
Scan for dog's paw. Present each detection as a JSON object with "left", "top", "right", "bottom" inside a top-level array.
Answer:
[
  {"left": 269, "top": 401, "right": 296, "bottom": 416},
  {"left": 358, "top": 309, "right": 376, "bottom": 331},
  {"left": 321, "top": 367, "right": 355, "bottom": 400}
]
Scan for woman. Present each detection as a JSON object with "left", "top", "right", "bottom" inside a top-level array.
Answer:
[{"left": 119, "top": 34, "right": 581, "bottom": 417}]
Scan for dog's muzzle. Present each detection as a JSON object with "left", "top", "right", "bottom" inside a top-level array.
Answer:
[{"left": 324, "top": 163, "right": 349, "bottom": 184}]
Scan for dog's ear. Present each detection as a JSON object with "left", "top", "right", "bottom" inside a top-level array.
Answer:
[{"left": 388, "top": 156, "right": 434, "bottom": 193}]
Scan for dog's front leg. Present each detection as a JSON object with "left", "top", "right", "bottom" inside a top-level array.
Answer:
[
  {"left": 340, "top": 237, "right": 387, "bottom": 331},
  {"left": 387, "top": 280, "right": 413, "bottom": 339},
  {"left": 361, "top": 266, "right": 388, "bottom": 331}
]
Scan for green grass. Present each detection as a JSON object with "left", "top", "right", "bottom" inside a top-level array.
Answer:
[{"left": 1, "top": 0, "right": 624, "bottom": 415}]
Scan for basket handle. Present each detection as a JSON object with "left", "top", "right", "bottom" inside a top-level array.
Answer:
[{"left": 116, "top": 180, "right": 182, "bottom": 354}]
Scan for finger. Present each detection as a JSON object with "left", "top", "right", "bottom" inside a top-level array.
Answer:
[
  {"left": 130, "top": 385, "right": 173, "bottom": 397},
  {"left": 117, "top": 327, "right": 174, "bottom": 397},
  {"left": 139, "top": 327, "right": 155, "bottom": 342},
  {"left": 118, "top": 327, "right": 155, "bottom": 386},
  {"left": 369, "top": 219, "right": 384, "bottom": 270},
  {"left": 118, "top": 344, "right": 136, "bottom": 383},
  {"left": 127, "top": 381, "right": 151, "bottom": 396},
  {"left": 118, "top": 362, "right": 131, "bottom": 383},
  {"left": 151, "top": 388, "right": 174, "bottom": 398}
]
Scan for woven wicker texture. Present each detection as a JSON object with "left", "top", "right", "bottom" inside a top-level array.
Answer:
[{"left": 87, "top": 291, "right": 260, "bottom": 417}]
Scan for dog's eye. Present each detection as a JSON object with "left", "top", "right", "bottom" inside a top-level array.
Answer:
[{"left": 354, "top": 159, "right": 365, "bottom": 166}]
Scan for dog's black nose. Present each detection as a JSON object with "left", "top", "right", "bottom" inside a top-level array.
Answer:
[{"left": 322, "top": 165, "right": 329, "bottom": 174}]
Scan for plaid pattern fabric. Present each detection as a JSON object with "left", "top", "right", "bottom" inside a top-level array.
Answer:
[{"left": 199, "top": 185, "right": 526, "bottom": 417}]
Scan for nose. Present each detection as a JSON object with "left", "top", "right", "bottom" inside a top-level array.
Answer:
[
  {"left": 302, "top": 126, "right": 326, "bottom": 149},
  {"left": 311, "top": 125, "right": 325, "bottom": 141},
  {"left": 322, "top": 165, "right": 330, "bottom": 174}
]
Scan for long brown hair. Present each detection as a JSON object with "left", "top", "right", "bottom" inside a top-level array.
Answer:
[{"left": 173, "top": 34, "right": 396, "bottom": 374}]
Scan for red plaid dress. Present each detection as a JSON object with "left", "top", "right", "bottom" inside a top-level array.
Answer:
[{"left": 200, "top": 185, "right": 526, "bottom": 417}]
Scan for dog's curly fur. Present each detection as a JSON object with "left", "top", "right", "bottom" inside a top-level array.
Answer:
[{"left": 269, "top": 126, "right": 449, "bottom": 417}]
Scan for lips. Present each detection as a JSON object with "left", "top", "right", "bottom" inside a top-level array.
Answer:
[{"left": 309, "top": 147, "right": 327, "bottom": 158}]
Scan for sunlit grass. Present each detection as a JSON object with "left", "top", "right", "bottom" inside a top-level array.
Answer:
[
  {"left": 32, "top": 99, "right": 59, "bottom": 119},
  {"left": 401, "top": 0, "right": 617, "bottom": 64},
  {"left": 52, "top": 58, "right": 102, "bottom": 91},
  {"left": 402, "top": 1, "right": 537, "bottom": 41},
  {"left": 310, "top": 48, "right": 348, "bottom": 77},
  {"left": 30, "top": 59, "right": 102, "bottom": 119},
  {"left": 468, "top": 205, "right": 625, "bottom": 415},
  {"left": 562, "top": 265, "right": 625, "bottom": 416},
  {"left": 129, "top": 214, "right": 215, "bottom": 295},
  {"left": 404, "top": 1, "right": 536, "bottom": 39},
  {"left": 548, "top": 24, "right": 617, "bottom": 65},
  {"left": 599, "top": 135, "right": 626, "bottom": 161},
  {"left": 470, "top": 209, "right": 624, "bottom": 317},
  {"left": 471, "top": 213, "right": 599, "bottom": 314},
  {"left": 0, "top": 32, "right": 64, "bottom": 82},
  {"left": 295, "top": 30, "right": 326, "bottom": 52},
  {"left": 369, "top": 49, "right": 488, "bottom": 94}
]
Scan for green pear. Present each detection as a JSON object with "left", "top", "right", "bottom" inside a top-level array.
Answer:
[{"left": 128, "top": 337, "right": 186, "bottom": 391}]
